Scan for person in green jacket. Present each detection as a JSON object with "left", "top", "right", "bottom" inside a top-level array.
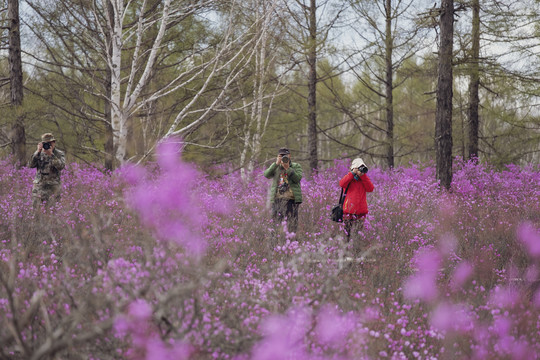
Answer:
[{"left": 263, "top": 148, "right": 303, "bottom": 233}]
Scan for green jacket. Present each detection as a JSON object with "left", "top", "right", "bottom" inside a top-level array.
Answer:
[{"left": 263, "top": 162, "right": 303, "bottom": 204}]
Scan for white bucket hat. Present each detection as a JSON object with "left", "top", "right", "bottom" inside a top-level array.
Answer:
[{"left": 350, "top": 158, "right": 366, "bottom": 171}]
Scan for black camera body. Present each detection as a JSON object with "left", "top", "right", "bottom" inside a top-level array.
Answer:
[
  {"left": 358, "top": 165, "right": 368, "bottom": 174},
  {"left": 281, "top": 156, "right": 289, "bottom": 163},
  {"left": 277, "top": 183, "right": 290, "bottom": 194},
  {"left": 42, "top": 142, "right": 52, "bottom": 150}
]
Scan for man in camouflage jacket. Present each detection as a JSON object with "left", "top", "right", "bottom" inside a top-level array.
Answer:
[{"left": 28, "top": 133, "right": 66, "bottom": 208}]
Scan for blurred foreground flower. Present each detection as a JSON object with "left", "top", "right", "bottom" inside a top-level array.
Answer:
[
  {"left": 430, "top": 302, "right": 472, "bottom": 332},
  {"left": 315, "top": 305, "right": 355, "bottom": 347},
  {"left": 251, "top": 307, "right": 311, "bottom": 360},
  {"left": 403, "top": 249, "right": 441, "bottom": 302},
  {"left": 114, "top": 299, "right": 192, "bottom": 360},
  {"left": 123, "top": 139, "right": 207, "bottom": 255},
  {"left": 517, "top": 222, "right": 540, "bottom": 257}
]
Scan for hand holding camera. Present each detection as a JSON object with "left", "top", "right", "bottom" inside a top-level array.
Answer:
[
  {"left": 353, "top": 165, "right": 368, "bottom": 176},
  {"left": 40, "top": 141, "right": 53, "bottom": 155},
  {"left": 281, "top": 155, "right": 290, "bottom": 169},
  {"left": 276, "top": 154, "right": 290, "bottom": 169}
]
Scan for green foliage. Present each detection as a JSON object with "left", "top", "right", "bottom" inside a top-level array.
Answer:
[{"left": 11, "top": 0, "right": 540, "bottom": 169}]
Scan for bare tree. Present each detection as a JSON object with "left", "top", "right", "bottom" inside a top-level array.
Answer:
[
  {"left": 467, "top": 0, "right": 480, "bottom": 160},
  {"left": 234, "top": 0, "right": 291, "bottom": 179},
  {"left": 462, "top": 0, "right": 540, "bottom": 163},
  {"left": 435, "top": 0, "right": 454, "bottom": 189},
  {"left": 306, "top": 0, "right": 318, "bottom": 173},
  {"left": 279, "top": 0, "right": 345, "bottom": 175},
  {"left": 25, "top": 0, "right": 261, "bottom": 168},
  {"left": 4, "top": 0, "right": 25, "bottom": 166},
  {"left": 346, "top": 0, "right": 427, "bottom": 168},
  {"left": 101, "top": 0, "right": 249, "bottom": 165},
  {"left": 383, "top": 0, "right": 395, "bottom": 168}
]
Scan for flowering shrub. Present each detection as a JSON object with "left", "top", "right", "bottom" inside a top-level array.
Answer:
[{"left": 0, "top": 148, "right": 538, "bottom": 359}]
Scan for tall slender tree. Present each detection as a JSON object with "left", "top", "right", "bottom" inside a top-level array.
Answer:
[
  {"left": 435, "top": 0, "right": 454, "bottom": 189},
  {"left": 280, "top": 0, "right": 345, "bottom": 175},
  {"left": 234, "top": 0, "right": 290, "bottom": 179},
  {"left": 307, "top": 0, "right": 318, "bottom": 173},
  {"left": 383, "top": 0, "right": 394, "bottom": 168},
  {"left": 344, "top": 0, "right": 427, "bottom": 168},
  {"left": 467, "top": 0, "right": 480, "bottom": 160},
  {"left": 7, "top": 0, "right": 25, "bottom": 166}
]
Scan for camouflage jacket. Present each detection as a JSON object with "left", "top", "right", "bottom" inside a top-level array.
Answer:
[{"left": 28, "top": 148, "right": 66, "bottom": 185}]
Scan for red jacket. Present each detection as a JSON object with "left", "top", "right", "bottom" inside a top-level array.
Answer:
[{"left": 339, "top": 172, "right": 375, "bottom": 216}]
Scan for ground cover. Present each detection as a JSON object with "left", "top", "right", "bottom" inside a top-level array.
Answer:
[{"left": 0, "top": 143, "right": 539, "bottom": 359}]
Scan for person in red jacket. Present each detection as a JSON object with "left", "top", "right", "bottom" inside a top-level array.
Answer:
[{"left": 339, "top": 158, "right": 375, "bottom": 245}]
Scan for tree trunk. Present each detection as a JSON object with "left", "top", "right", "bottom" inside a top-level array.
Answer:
[
  {"left": 103, "top": 0, "right": 115, "bottom": 170},
  {"left": 104, "top": 71, "right": 114, "bottom": 171},
  {"left": 307, "top": 0, "right": 318, "bottom": 174},
  {"left": 8, "top": 0, "right": 25, "bottom": 167},
  {"left": 103, "top": 0, "right": 127, "bottom": 166},
  {"left": 435, "top": 0, "right": 454, "bottom": 189},
  {"left": 110, "top": 12, "right": 126, "bottom": 165},
  {"left": 385, "top": 0, "right": 394, "bottom": 168},
  {"left": 467, "top": 0, "right": 480, "bottom": 161}
]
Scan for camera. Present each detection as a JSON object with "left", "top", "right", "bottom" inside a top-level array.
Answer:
[
  {"left": 42, "top": 142, "right": 52, "bottom": 150},
  {"left": 358, "top": 165, "right": 368, "bottom": 174},
  {"left": 281, "top": 156, "right": 289, "bottom": 163},
  {"left": 278, "top": 183, "right": 289, "bottom": 194}
]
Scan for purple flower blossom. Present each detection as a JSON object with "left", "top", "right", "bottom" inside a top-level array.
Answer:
[
  {"left": 489, "top": 286, "right": 520, "bottom": 308},
  {"left": 451, "top": 261, "right": 473, "bottom": 290},
  {"left": 125, "top": 139, "right": 208, "bottom": 255},
  {"left": 403, "top": 249, "right": 441, "bottom": 302},
  {"left": 315, "top": 306, "right": 355, "bottom": 346},
  {"left": 145, "top": 339, "right": 192, "bottom": 360},
  {"left": 517, "top": 222, "right": 540, "bottom": 257},
  {"left": 128, "top": 299, "right": 152, "bottom": 321},
  {"left": 252, "top": 307, "right": 311, "bottom": 360},
  {"left": 430, "top": 302, "right": 471, "bottom": 332},
  {"left": 533, "top": 290, "right": 540, "bottom": 308}
]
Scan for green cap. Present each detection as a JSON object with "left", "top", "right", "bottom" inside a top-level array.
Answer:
[{"left": 41, "top": 133, "right": 56, "bottom": 142}]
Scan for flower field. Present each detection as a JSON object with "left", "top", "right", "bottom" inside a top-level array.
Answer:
[{"left": 0, "top": 143, "right": 539, "bottom": 359}]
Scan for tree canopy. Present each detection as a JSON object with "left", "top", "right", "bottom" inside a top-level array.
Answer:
[{"left": 0, "top": 0, "right": 538, "bottom": 174}]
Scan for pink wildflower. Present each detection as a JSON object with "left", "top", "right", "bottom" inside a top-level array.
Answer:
[
  {"left": 403, "top": 249, "right": 441, "bottom": 302},
  {"left": 517, "top": 222, "right": 540, "bottom": 257}
]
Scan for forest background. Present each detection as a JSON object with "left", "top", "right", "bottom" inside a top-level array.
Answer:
[
  {"left": 1, "top": 0, "right": 539, "bottom": 176},
  {"left": 1, "top": 1, "right": 540, "bottom": 359}
]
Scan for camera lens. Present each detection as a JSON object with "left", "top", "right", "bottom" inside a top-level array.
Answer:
[
  {"left": 282, "top": 156, "right": 289, "bottom": 163},
  {"left": 43, "top": 142, "right": 51, "bottom": 150}
]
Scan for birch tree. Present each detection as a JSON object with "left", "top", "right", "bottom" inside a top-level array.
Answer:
[
  {"left": 230, "top": 0, "right": 292, "bottom": 179},
  {"left": 26, "top": 0, "right": 260, "bottom": 168}
]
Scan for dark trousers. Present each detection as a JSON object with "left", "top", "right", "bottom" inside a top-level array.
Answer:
[
  {"left": 32, "top": 183, "right": 61, "bottom": 210},
  {"left": 272, "top": 199, "right": 299, "bottom": 233},
  {"left": 344, "top": 215, "right": 365, "bottom": 255}
]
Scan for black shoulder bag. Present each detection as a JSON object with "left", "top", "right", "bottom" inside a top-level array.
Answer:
[{"left": 330, "top": 182, "right": 351, "bottom": 222}]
